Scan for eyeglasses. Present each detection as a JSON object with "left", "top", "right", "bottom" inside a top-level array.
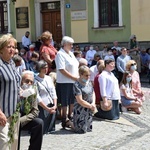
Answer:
[
  {"left": 7, "top": 45, "right": 16, "bottom": 49},
  {"left": 24, "top": 79, "right": 34, "bottom": 84},
  {"left": 131, "top": 63, "right": 136, "bottom": 66}
]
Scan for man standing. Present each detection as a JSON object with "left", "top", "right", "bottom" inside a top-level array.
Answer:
[
  {"left": 22, "top": 31, "right": 31, "bottom": 51},
  {"left": 116, "top": 47, "right": 131, "bottom": 83},
  {"left": 18, "top": 70, "right": 43, "bottom": 150},
  {"left": 85, "top": 45, "right": 96, "bottom": 67},
  {"left": 111, "top": 41, "right": 121, "bottom": 55}
]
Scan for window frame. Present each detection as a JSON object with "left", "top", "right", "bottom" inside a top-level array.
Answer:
[
  {"left": 93, "top": 0, "right": 123, "bottom": 29},
  {"left": 0, "top": 1, "right": 8, "bottom": 33},
  {"left": 99, "top": 0, "right": 119, "bottom": 27}
]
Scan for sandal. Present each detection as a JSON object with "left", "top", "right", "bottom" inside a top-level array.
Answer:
[{"left": 61, "top": 118, "right": 73, "bottom": 129}]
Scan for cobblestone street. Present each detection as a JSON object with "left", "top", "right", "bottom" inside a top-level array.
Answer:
[{"left": 20, "top": 81, "right": 150, "bottom": 150}]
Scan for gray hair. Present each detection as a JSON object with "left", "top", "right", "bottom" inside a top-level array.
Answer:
[
  {"left": 61, "top": 36, "right": 74, "bottom": 46},
  {"left": 36, "top": 60, "right": 48, "bottom": 72},
  {"left": 78, "top": 58, "right": 88, "bottom": 66},
  {"left": 22, "top": 70, "right": 34, "bottom": 78},
  {"left": 12, "top": 54, "right": 22, "bottom": 62},
  {"left": 130, "top": 34, "right": 136, "bottom": 40}
]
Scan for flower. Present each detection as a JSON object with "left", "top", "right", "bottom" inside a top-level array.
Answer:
[{"left": 8, "top": 85, "right": 37, "bottom": 145}]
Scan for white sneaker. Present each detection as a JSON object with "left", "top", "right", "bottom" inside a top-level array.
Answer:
[{"left": 122, "top": 106, "right": 127, "bottom": 112}]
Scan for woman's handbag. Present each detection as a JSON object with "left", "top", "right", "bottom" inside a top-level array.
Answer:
[{"left": 100, "top": 100, "right": 112, "bottom": 111}]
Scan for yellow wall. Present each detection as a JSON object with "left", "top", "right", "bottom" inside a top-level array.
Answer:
[
  {"left": 130, "top": 0, "right": 150, "bottom": 41},
  {"left": 15, "top": 1, "right": 30, "bottom": 42},
  {"left": 71, "top": 20, "right": 88, "bottom": 43}
]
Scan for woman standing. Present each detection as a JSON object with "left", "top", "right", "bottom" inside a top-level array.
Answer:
[
  {"left": 0, "top": 34, "right": 21, "bottom": 150},
  {"left": 73, "top": 65, "right": 96, "bottom": 133},
  {"left": 97, "top": 59, "right": 120, "bottom": 120},
  {"left": 39, "top": 31, "right": 57, "bottom": 74},
  {"left": 55, "top": 36, "right": 79, "bottom": 128},
  {"left": 126, "top": 60, "right": 145, "bottom": 102},
  {"left": 35, "top": 60, "right": 57, "bottom": 134}
]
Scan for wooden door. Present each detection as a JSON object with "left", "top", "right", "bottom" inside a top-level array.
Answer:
[{"left": 42, "top": 11, "right": 62, "bottom": 44}]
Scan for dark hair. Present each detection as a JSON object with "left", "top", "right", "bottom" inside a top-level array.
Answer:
[
  {"left": 31, "top": 51, "right": 39, "bottom": 58},
  {"left": 104, "top": 59, "right": 115, "bottom": 67},
  {"left": 120, "top": 72, "right": 132, "bottom": 88},
  {"left": 74, "top": 51, "right": 82, "bottom": 57}
]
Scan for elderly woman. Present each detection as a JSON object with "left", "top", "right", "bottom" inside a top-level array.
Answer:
[
  {"left": 0, "top": 34, "right": 21, "bottom": 150},
  {"left": 97, "top": 59, "right": 121, "bottom": 120},
  {"left": 126, "top": 60, "right": 145, "bottom": 102},
  {"left": 128, "top": 34, "right": 141, "bottom": 73},
  {"left": 73, "top": 65, "right": 96, "bottom": 133},
  {"left": 39, "top": 31, "right": 57, "bottom": 74},
  {"left": 35, "top": 60, "right": 57, "bottom": 134},
  {"left": 55, "top": 36, "right": 79, "bottom": 128}
]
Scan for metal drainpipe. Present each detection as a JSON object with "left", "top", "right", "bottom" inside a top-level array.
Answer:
[{"left": 7, "top": 0, "right": 11, "bottom": 33}]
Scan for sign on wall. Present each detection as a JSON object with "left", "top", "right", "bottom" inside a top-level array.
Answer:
[
  {"left": 70, "top": 0, "right": 86, "bottom": 11},
  {"left": 16, "top": 7, "right": 29, "bottom": 28},
  {"left": 71, "top": 11, "right": 87, "bottom": 20}
]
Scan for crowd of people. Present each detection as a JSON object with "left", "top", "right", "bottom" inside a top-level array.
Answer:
[{"left": 0, "top": 32, "right": 149, "bottom": 150}]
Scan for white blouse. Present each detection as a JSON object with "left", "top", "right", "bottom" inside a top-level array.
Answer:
[
  {"left": 35, "top": 75, "right": 57, "bottom": 105},
  {"left": 99, "top": 70, "right": 121, "bottom": 100}
]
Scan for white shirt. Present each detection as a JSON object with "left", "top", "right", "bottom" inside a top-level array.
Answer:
[
  {"left": 35, "top": 75, "right": 57, "bottom": 105},
  {"left": 99, "top": 70, "right": 120, "bottom": 100},
  {"left": 22, "top": 35, "right": 31, "bottom": 48},
  {"left": 104, "top": 55, "right": 115, "bottom": 60},
  {"left": 90, "top": 65, "right": 99, "bottom": 82},
  {"left": 85, "top": 50, "right": 96, "bottom": 65},
  {"left": 120, "top": 83, "right": 134, "bottom": 97},
  {"left": 55, "top": 48, "right": 79, "bottom": 83}
]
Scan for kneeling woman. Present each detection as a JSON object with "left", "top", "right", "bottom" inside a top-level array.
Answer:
[
  {"left": 120, "top": 72, "right": 142, "bottom": 114},
  {"left": 97, "top": 59, "right": 120, "bottom": 120},
  {"left": 35, "top": 60, "right": 57, "bottom": 134},
  {"left": 73, "top": 65, "right": 96, "bottom": 133}
]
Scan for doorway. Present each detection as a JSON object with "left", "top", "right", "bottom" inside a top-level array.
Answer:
[{"left": 41, "top": 2, "right": 62, "bottom": 44}]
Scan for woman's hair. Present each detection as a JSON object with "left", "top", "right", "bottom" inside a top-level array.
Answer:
[
  {"left": 104, "top": 59, "right": 115, "bottom": 67},
  {"left": 79, "top": 65, "right": 89, "bottom": 75},
  {"left": 12, "top": 54, "right": 22, "bottom": 63},
  {"left": 126, "top": 60, "right": 136, "bottom": 71},
  {"left": 120, "top": 72, "right": 132, "bottom": 88},
  {"left": 61, "top": 36, "right": 74, "bottom": 46},
  {"left": 36, "top": 60, "right": 48, "bottom": 72},
  {"left": 97, "top": 64, "right": 105, "bottom": 74},
  {"left": 0, "top": 34, "right": 17, "bottom": 50},
  {"left": 40, "top": 31, "right": 52, "bottom": 43}
]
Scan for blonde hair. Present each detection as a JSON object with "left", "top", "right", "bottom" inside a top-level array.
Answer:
[
  {"left": 40, "top": 31, "right": 52, "bottom": 43},
  {"left": 98, "top": 64, "right": 105, "bottom": 73},
  {"left": 79, "top": 65, "right": 89, "bottom": 75},
  {"left": 0, "top": 34, "right": 17, "bottom": 50},
  {"left": 126, "top": 60, "right": 136, "bottom": 71}
]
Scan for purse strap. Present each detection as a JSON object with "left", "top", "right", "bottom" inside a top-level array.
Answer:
[{"left": 36, "top": 78, "right": 53, "bottom": 102}]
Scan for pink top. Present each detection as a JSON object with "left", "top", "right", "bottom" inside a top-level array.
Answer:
[
  {"left": 131, "top": 71, "right": 141, "bottom": 92},
  {"left": 131, "top": 71, "right": 144, "bottom": 101}
]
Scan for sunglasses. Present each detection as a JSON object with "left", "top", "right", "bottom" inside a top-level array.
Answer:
[{"left": 131, "top": 63, "right": 136, "bottom": 66}]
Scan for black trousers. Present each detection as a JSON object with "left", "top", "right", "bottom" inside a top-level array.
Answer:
[
  {"left": 118, "top": 71, "right": 124, "bottom": 83},
  {"left": 18, "top": 118, "right": 44, "bottom": 150}
]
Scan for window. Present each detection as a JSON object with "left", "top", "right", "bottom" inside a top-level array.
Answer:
[
  {"left": 99, "top": 0, "right": 119, "bottom": 27},
  {"left": 0, "top": 2, "right": 8, "bottom": 33}
]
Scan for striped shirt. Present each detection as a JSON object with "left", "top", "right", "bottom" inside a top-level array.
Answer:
[{"left": 0, "top": 58, "right": 21, "bottom": 117}]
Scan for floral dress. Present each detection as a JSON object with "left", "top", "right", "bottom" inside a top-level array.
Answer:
[{"left": 73, "top": 81, "right": 93, "bottom": 133}]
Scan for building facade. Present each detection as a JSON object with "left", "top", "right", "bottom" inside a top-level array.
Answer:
[{"left": 0, "top": 0, "right": 150, "bottom": 46}]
